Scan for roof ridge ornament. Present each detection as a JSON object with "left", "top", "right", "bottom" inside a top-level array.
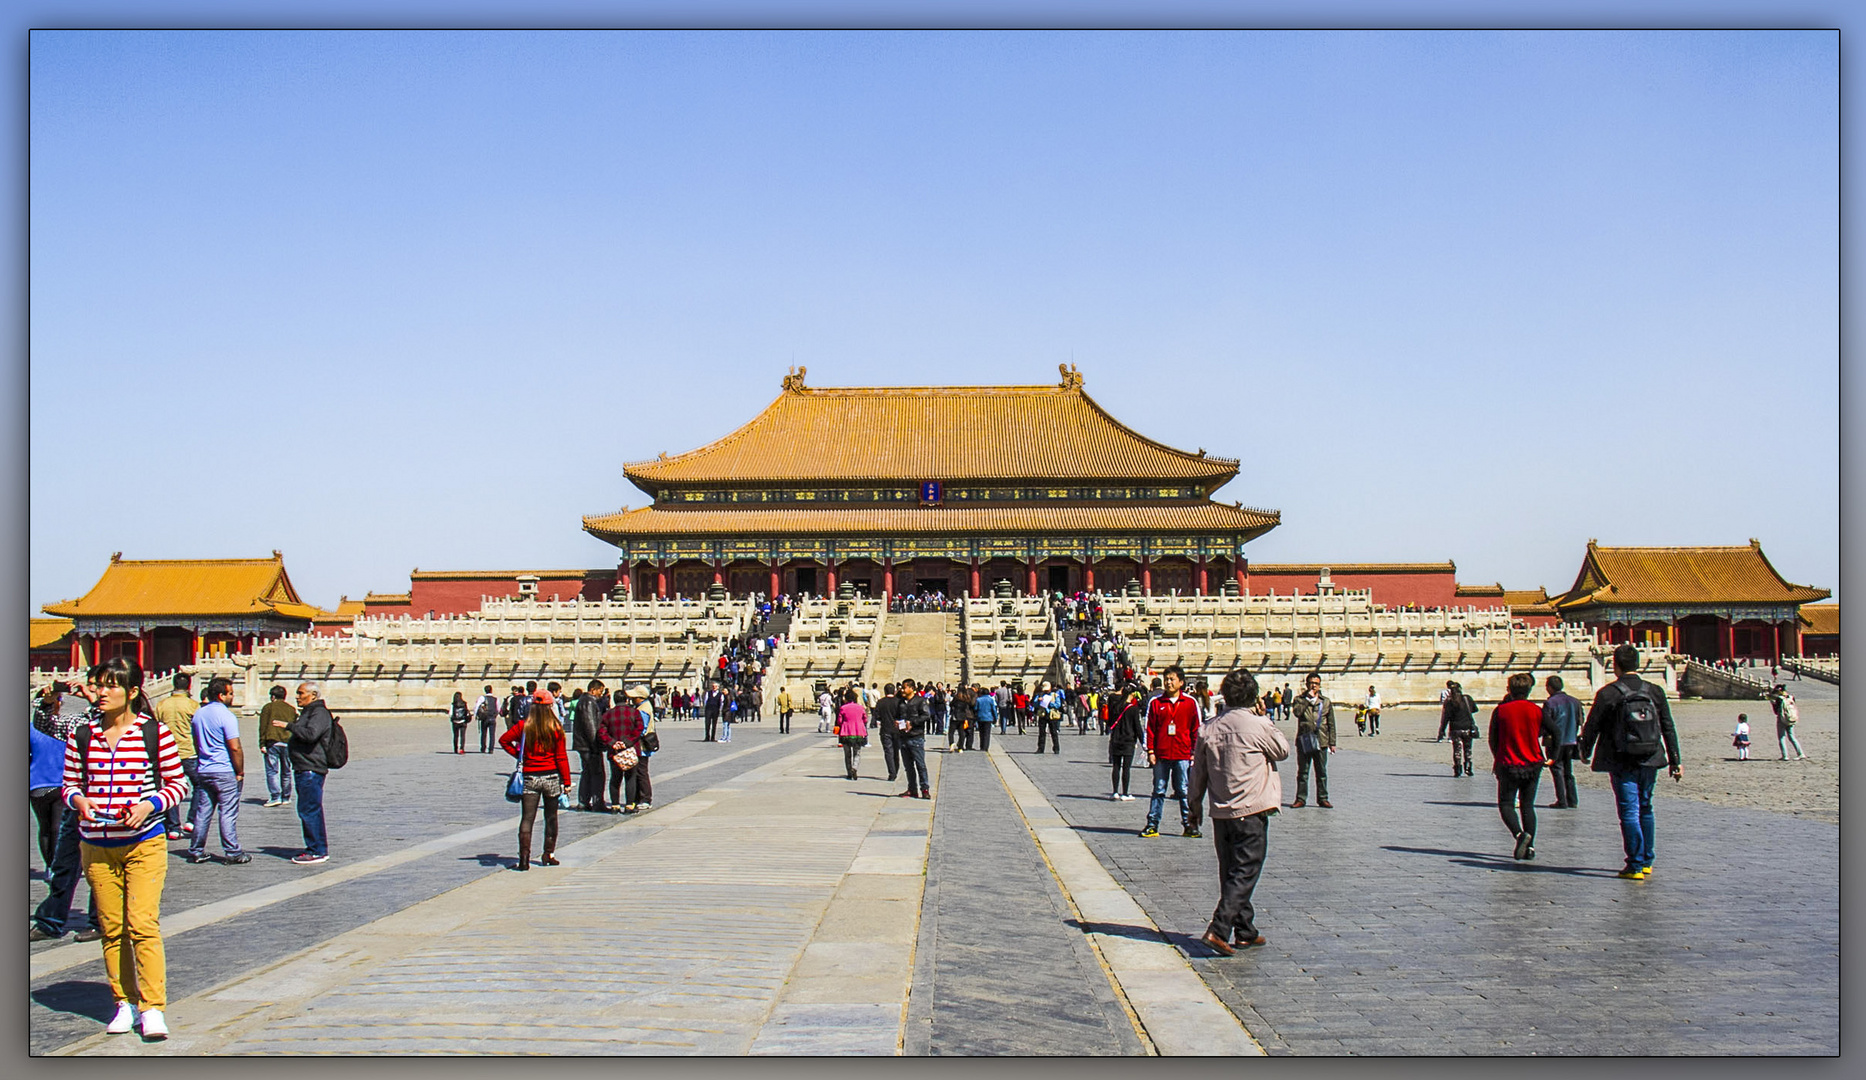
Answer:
[
  {"left": 1058, "top": 362, "right": 1083, "bottom": 389},
  {"left": 782, "top": 365, "right": 808, "bottom": 392}
]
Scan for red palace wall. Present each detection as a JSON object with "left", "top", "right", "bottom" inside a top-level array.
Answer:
[
  {"left": 401, "top": 572, "right": 618, "bottom": 617},
  {"left": 1246, "top": 567, "right": 1461, "bottom": 610}
]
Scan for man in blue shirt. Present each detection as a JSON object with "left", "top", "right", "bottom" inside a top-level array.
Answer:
[{"left": 188, "top": 677, "right": 249, "bottom": 864}]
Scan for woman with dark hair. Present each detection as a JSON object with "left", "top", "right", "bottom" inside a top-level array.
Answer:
[
  {"left": 449, "top": 691, "right": 471, "bottom": 755},
  {"left": 497, "top": 690, "right": 572, "bottom": 871},
  {"left": 1107, "top": 683, "right": 1146, "bottom": 801},
  {"left": 62, "top": 657, "right": 188, "bottom": 1040},
  {"left": 837, "top": 687, "right": 869, "bottom": 780},
  {"left": 1489, "top": 672, "right": 1548, "bottom": 861}
]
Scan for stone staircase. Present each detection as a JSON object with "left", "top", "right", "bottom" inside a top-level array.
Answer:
[{"left": 871, "top": 611, "right": 963, "bottom": 689}]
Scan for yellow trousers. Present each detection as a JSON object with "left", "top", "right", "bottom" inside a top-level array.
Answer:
[{"left": 81, "top": 835, "right": 168, "bottom": 1009}]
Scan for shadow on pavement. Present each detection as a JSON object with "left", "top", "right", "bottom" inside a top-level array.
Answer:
[
  {"left": 254, "top": 845, "right": 305, "bottom": 861},
  {"left": 1066, "top": 919, "right": 1167, "bottom": 944},
  {"left": 1422, "top": 800, "right": 1498, "bottom": 808},
  {"left": 32, "top": 979, "right": 114, "bottom": 1022},
  {"left": 1381, "top": 844, "right": 1612, "bottom": 877},
  {"left": 462, "top": 852, "right": 511, "bottom": 867}
]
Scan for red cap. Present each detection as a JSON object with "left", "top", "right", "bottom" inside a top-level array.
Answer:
[{"left": 532, "top": 689, "right": 554, "bottom": 707}]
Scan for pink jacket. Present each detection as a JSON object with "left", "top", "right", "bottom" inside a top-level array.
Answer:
[{"left": 837, "top": 702, "right": 869, "bottom": 739}]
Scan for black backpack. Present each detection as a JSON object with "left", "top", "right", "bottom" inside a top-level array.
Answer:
[
  {"left": 75, "top": 717, "right": 165, "bottom": 793},
  {"left": 325, "top": 713, "right": 350, "bottom": 769},
  {"left": 1613, "top": 684, "right": 1664, "bottom": 758}
]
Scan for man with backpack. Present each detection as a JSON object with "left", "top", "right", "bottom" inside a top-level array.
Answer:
[
  {"left": 572, "top": 679, "right": 609, "bottom": 812},
  {"left": 287, "top": 683, "right": 343, "bottom": 866},
  {"left": 503, "top": 685, "right": 527, "bottom": 730},
  {"left": 1579, "top": 644, "right": 1683, "bottom": 880},
  {"left": 476, "top": 685, "right": 501, "bottom": 753},
  {"left": 1770, "top": 684, "right": 1806, "bottom": 760}
]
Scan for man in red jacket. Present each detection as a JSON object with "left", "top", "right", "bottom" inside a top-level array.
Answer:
[{"left": 1141, "top": 666, "right": 1202, "bottom": 839}]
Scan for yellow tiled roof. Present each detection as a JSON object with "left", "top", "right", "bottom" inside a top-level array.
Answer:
[
  {"left": 363, "top": 592, "right": 412, "bottom": 605},
  {"left": 42, "top": 553, "right": 312, "bottom": 620},
  {"left": 1800, "top": 603, "right": 1839, "bottom": 635},
  {"left": 622, "top": 367, "right": 1240, "bottom": 490},
  {"left": 585, "top": 502, "right": 1279, "bottom": 542},
  {"left": 29, "top": 618, "right": 74, "bottom": 650},
  {"left": 1502, "top": 588, "right": 1551, "bottom": 608},
  {"left": 1455, "top": 582, "right": 1506, "bottom": 597},
  {"left": 311, "top": 598, "right": 367, "bottom": 624},
  {"left": 1553, "top": 541, "right": 1830, "bottom": 609}
]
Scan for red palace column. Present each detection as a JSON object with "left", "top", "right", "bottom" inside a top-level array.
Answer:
[
  {"left": 1083, "top": 559, "right": 1095, "bottom": 593},
  {"left": 969, "top": 557, "right": 981, "bottom": 597},
  {"left": 1026, "top": 558, "right": 1038, "bottom": 596},
  {"left": 1720, "top": 617, "right": 1735, "bottom": 661},
  {"left": 1770, "top": 622, "right": 1783, "bottom": 666},
  {"left": 1196, "top": 555, "right": 1208, "bottom": 596},
  {"left": 1235, "top": 560, "right": 1249, "bottom": 595},
  {"left": 656, "top": 562, "right": 668, "bottom": 600},
  {"left": 137, "top": 629, "right": 150, "bottom": 668},
  {"left": 711, "top": 560, "right": 725, "bottom": 586},
  {"left": 69, "top": 636, "right": 81, "bottom": 669},
  {"left": 769, "top": 560, "right": 781, "bottom": 599},
  {"left": 826, "top": 558, "right": 838, "bottom": 595},
  {"left": 883, "top": 558, "right": 894, "bottom": 597},
  {"left": 1140, "top": 554, "right": 1152, "bottom": 595}
]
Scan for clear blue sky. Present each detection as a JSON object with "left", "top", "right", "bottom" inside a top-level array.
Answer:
[{"left": 28, "top": 29, "right": 1838, "bottom": 613}]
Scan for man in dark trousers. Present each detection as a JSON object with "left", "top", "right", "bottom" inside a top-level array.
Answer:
[
  {"left": 1141, "top": 666, "right": 1202, "bottom": 837},
  {"left": 476, "top": 685, "right": 501, "bottom": 753},
  {"left": 1288, "top": 672, "right": 1337, "bottom": 807},
  {"left": 572, "top": 679, "right": 608, "bottom": 812},
  {"left": 1188, "top": 668, "right": 1290, "bottom": 955},
  {"left": 503, "top": 685, "right": 527, "bottom": 730},
  {"left": 1443, "top": 681, "right": 1479, "bottom": 777},
  {"left": 287, "top": 683, "right": 336, "bottom": 865},
  {"left": 896, "top": 680, "right": 931, "bottom": 799},
  {"left": 1580, "top": 644, "right": 1683, "bottom": 880},
  {"left": 873, "top": 682, "right": 902, "bottom": 782},
  {"left": 1540, "top": 675, "right": 1583, "bottom": 809},
  {"left": 703, "top": 682, "right": 725, "bottom": 742}
]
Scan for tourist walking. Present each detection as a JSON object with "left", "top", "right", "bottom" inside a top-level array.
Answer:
[
  {"left": 1540, "top": 675, "right": 1582, "bottom": 809},
  {"left": 1435, "top": 680, "right": 1456, "bottom": 741},
  {"left": 1033, "top": 681, "right": 1062, "bottom": 754},
  {"left": 154, "top": 673, "right": 200, "bottom": 841},
  {"left": 1107, "top": 683, "right": 1144, "bottom": 801},
  {"left": 1362, "top": 685, "right": 1381, "bottom": 735},
  {"left": 476, "top": 685, "right": 501, "bottom": 753},
  {"left": 62, "top": 658, "right": 188, "bottom": 1040},
  {"left": 31, "top": 669, "right": 103, "bottom": 943},
  {"left": 572, "top": 679, "right": 608, "bottom": 813},
  {"left": 895, "top": 680, "right": 930, "bottom": 799},
  {"left": 1770, "top": 685, "right": 1806, "bottom": 760},
  {"left": 186, "top": 677, "right": 249, "bottom": 864},
  {"left": 498, "top": 690, "right": 572, "bottom": 870},
  {"left": 1141, "top": 666, "right": 1201, "bottom": 837},
  {"left": 817, "top": 687, "right": 835, "bottom": 734},
  {"left": 1188, "top": 669, "right": 1288, "bottom": 955},
  {"left": 1288, "top": 673, "right": 1337, "bottom": 808},
  {"left": 778, "top": 685, "right": 794, "bottom": 734},
  {"left": 286, "top": 683, "right": 336, "bottom": 865},
  {"left": 1579, "top": 643, "right": 1683, "bottom": 880},
  {"left": 972, "top": 685, "right": 996, "bottom": 752},
  {"left": 257, "top": 685, "right": 295, "bottom": 807},
  {"left": 1489, "top": 673, "right": 1547, "bottom": 861},
  {"left": 838, "top": 689, "right": 869, "bottom": 779},
  {"left": 874, "top": 683, "right": 902, "bottom": 781},
  {"left": 1443, "top": 681, "right": 1479, "bottom": 777},
  {"left": 449, "top": 691, "right": 472, "bottom": 754},
  {"left": 720, "top": 693, "right": 736, "bottom": 743},
  {"left": 502, "top": 685, "right": 527, "bottom": 731},
  {"left": 30, "top": 709, "right": 66, "bottom": 874},
  {"left": 706, "top": 683, "right": 727, "bottom": 742}
]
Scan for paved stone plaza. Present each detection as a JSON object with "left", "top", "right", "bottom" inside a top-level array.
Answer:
[{"left": 29, "top": 710, "right": 1837, "bottom": 1056}]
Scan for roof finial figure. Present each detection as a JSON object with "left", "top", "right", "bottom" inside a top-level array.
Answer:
[
  {"left": 1058, "top": 362, "right": 1083, "bottom": 389},
  {"left": 782, "top": 365, "right": 808, "bottom": 392}
]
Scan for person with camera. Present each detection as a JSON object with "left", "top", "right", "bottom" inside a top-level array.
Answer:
[{"left": 62, "top": 658, "right": 189, "bottom": 1040}]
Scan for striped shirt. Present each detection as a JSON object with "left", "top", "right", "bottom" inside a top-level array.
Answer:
[{"left": 60, "top": 715, "right": 189, "bottom": 847}]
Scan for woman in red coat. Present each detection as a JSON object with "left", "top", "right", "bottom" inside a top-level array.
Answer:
[
  {"left": 498, "top": 690, "right": 572, "bottom": 871},
  {"left": 1488, "top": 672, "right": 1550, "bottom": 861}
]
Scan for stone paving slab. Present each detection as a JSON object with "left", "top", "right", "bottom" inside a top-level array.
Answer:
[
  {"left": 53, "top": 738, "right": 937, "bottom": 1056},
  {"left": 1008, "top": 739, "right": 1839, "bottom": 1055},
  {"left": 29, "top": 725, "right": 816, "bottom": 1055}
]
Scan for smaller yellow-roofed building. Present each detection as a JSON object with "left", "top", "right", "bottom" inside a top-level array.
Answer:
[
  {"left": 1550, "top": 540, "right": 1829, "bottom": 662},
  {"left": 42, "top": 551, "right": 320, "bottom": 671}
]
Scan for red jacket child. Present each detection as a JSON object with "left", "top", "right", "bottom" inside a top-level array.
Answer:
[{"left": 1146, "top": 693, "right": 1202, "bottom": 761}]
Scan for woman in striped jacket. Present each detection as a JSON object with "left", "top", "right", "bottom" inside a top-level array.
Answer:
[{"left": 61, "top": 657, "right": 189, "bottom": 1041}]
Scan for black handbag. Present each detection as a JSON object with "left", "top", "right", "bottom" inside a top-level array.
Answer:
[{"left": 640, "top": 730, "right": 660, "bottom": 754}]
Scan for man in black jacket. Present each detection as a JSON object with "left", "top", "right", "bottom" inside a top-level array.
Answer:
[
  {"left": 703, "top": 684, "right": 725, "bottom": 742},
  {"left": 873, "top": 683, "right": 902, "bottom": 782},
  {"left": 895, "top": 680, "right": 931, "bottom": 799},
  {"left": 287, "top": 684, "right": 335, "bottom": 865},
  {"left": 1579, "top": 644, "right": 1683, "bottom": 879},
  {"left": 1443, "top": 682, "right": 1479, "bottom": 777},
  {"left": 573, "top": 680, "right": 608, "bottom": 812}
]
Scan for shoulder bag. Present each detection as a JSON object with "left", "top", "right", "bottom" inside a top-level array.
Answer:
[{"left": 504, "top": 733, "right": 527, "bottom": 803}]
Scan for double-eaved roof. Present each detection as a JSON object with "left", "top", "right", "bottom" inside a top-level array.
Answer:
[
  {"left": 43, "top": 552, "right": 322, "bottom": 622},
  {"left": 1552, "top": 540, "right": 1829, "bottom": 611},
  {"left": 620, "top": 366, "right": 1239, "bottom": 495},
  {"left": 585, "top": 502, "right": 1279, "bottom": 542}
]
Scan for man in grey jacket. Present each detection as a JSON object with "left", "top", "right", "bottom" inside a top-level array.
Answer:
[
  {"left": 1286, "top": 673, "right": 1337, "bottom": 808},
  {"left": 1188, "top": 668, "right": 1290, "bottom": 955}
]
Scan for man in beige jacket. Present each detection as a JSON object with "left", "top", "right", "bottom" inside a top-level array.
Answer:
[{"left": 1187, "top": 668, "right": 1291, "bottom": 956}]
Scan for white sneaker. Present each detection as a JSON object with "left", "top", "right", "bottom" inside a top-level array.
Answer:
[
  {"left": 106, "top": 1001, "right": 136, "bottom": 1034},
  {"left": 140, "top": 1008, "right": 168, "bottom": 1040},
  {"left": 1110, "top": 792, "right": 1121, "bottom": 801},
  {"left": 262, "top": 799, "right": 281, "bottom": 808}
]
